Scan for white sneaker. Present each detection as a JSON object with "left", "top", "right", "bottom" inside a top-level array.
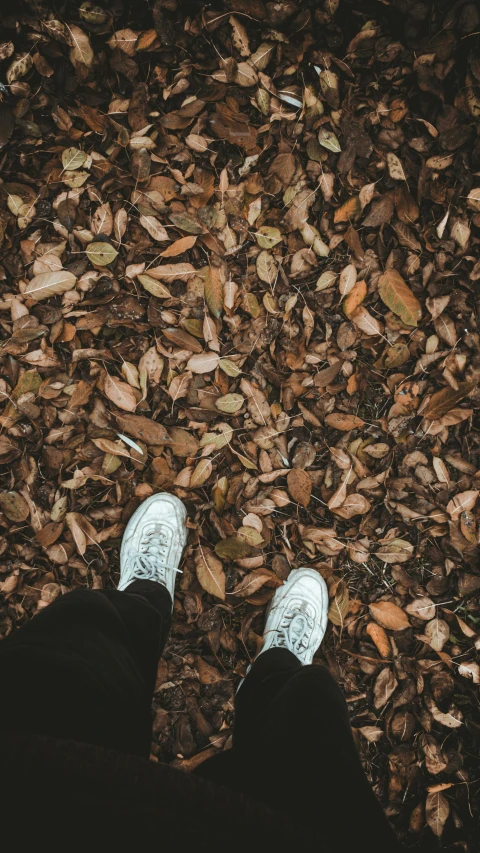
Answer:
[
  {"left": 118, "top": 493, "right": 187, "bottom": 605},
  {"left": 258, "top": 568, "right": 329, "bottom": 665}
]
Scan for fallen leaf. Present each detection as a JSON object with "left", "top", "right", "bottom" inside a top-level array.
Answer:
[
  {"left": 425, "top": 791, "right": 450, "bottom": 838},
  {"left": 232, "top": 569, "right": 279, "bottom": 598},
  {"left": 104, "top": 374, "right": 137, "bottom": 411},
  {"left": 287, "top": 468, "right": 312, "bottom": 508},
  {"left": 425, "top": 618, "right": 450, "bottom": 652},
  {"left": 160, "top": 235, "right": 197, "bottom": 257},
  {"left": 0, "top": 491, "right": 29, "bottom": 522},
  {"left": 446, "top": 490, "right": 478, "bottom": 520},
  {"left": 374, "top": 667, "right": 398, "bottom": 708},
  {"left": 86, "top": 242, "right": 118, "bottom": 266},
  {"left": 256, "top": 250, "right": 277, "bottom": 285},
  {"left": 369, "top": 600, "right": 410, "bottom": 631},
  {"left": 378, "top": 270, "right": 422, "bottom": 327},
  {"left": 25, "top": 270, "right": 77, "bottom": 301},
  {"left": 147, "top": 263, "right": 196, "bottom": 281},
  {"left": 204, "top": 264, "right": 224, "bottom": 318},
  {"left": 187, "top": 352, "right": 220, "bottom": 374},
  {"left": 115, "top": 414, "right": 170, "bottom": 446},
  {"left": 68, "top": 25, "right": 94, "bottom": 72},
  {"left": 215, "top": 394, "right": 244, "bottom": 414},
  {"left": 62, "top": 148, "right": 87, "bottom": 171},
  {"left": 405, "top": 596, "right": 436, "bottom": 621},
  {"left": 214, "top": 537, "right": 253, "bottom": 560},
  {"left": 365, "top": 622, "right": 391, "bottom": 658},
  {"left": 350, "top": 306, "right": 383, "bottom": 335},
  {"left": 140, "top": 215, "right": 169, "bottom": 242},
  {"left": 328, "top": 578, "right": 350, "bottom": 627},
  {"left": 331, "top": 493, "right": 371, "bottom": 519},
  {"left": 325, "top": 413, "right": 364, "bottom": 431},
  {"left": 190, "top": 459, "right": 213, "bottom": 488},
  {"left": 195, "top": 547, "right": 226, "bottom": 600}
]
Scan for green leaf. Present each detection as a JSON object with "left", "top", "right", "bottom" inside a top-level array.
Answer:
[
  {"left": 168, "top": 212, "right": 204, "bottom": 234},
  {"left": 86, "top": 242, "right": 118, "bottom": 266},
  {"left": 318, "top": 128, "right": 341, "bottom": 153},
  {"left": 215, "top": 393, "right": 244, "bottom": 413},
  {"left": 219, "top": 358, "right": 242, "bottom": 377},
  {"left": 137, "top": 273, "right": 171, "bottom": 298},
  {"left": 255, "top": 226, "right": 282, "bottom": 249},
  {"left": 62, "top": 147, "right": 87, "bottom": 171},
  {"left": 315, "top": 270, "right": 337, "bottom": 291},
  {"left": 215, "top": 536, "right": 253, "bottom": 560}
]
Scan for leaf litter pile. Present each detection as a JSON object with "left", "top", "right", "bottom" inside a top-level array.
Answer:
[{"left": 1, "top": 0, "right": 480, "bottom": 846}]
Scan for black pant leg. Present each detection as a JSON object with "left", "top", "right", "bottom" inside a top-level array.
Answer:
[
  {"left": 197, "top": 649, "right": 402, "bottom": 852},
  {"left": 0, "top": 580, "right": 171, "bottom": 757}
]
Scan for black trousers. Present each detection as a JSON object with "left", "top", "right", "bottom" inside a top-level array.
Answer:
[{"left": 0, "top": 581, "right": 402, "bottom": 852}]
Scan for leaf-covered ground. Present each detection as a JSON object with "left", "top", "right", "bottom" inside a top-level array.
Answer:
[{"left": 1, "top": 0, "right": 479, "bottom": 848}]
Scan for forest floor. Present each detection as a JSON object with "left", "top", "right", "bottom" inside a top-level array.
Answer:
[{"left": 0, "top": 1, "right": 479, "bottom": 849}]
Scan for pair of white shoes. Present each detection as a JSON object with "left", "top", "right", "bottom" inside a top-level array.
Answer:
[{"left": 119, "top": 493, "right": 328, "bottom": 665}]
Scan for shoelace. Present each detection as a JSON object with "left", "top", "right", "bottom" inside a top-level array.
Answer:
[
  {"left": 276, "top": 608, "right": 313, "bottom": 655},
  {"left": 126, "top": 527, "right": 182, "bottom": 580}
]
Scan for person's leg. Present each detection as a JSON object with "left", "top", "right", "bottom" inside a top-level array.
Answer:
[
  {"left": 0, "top": 580, "right": 171, "bottom": 757},
  {"left": 0, "top": 493, "right": 188, "bottom": 757},
  {"left": 197, "top": 571, "right": 402, "bottom": 852}
]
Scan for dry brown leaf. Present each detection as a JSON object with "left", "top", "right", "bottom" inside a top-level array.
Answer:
[
  {"left": 240, "top": 379, "right": 270, "bottom": 425},
  {"left": 425, "top": 791, "right": 450, "bottom": 838},
  {"left": 232, "top": 569, "right": 279, "bottom": 599},
  {"left": 0, "top": 491, "right": 29, "bottom": 522},
  {"left": 344, "top": 280, "right": 367, "bottom": 317},
  {"left": 25, "top": 270, "right": 77, "bottom": 301},
  {"left": 424, "top": 381, "right": 474, "bottom": 420},
  {"left": 115, "top": 414, "right": 169, "bottom": 446},
  {"left": 328, "top": 578, "right": 350, "bottom": 627},
  {"left": 65, "top": 511, "right": 97, "bottom": 556},
  {"left": 374, "top": 667, "right": 398, "bottom": 709},
  {"left": 350, "top": 305, "right": 383, "bottom": 336},
  {"left": 256, "top": 250, "right": 277, "bottom": 285},
  {"left": 168, "top": 372, "right": 192, "bottom": 402},
  {"left": 204, "top": 263, "right": 224, "bottom": 318},
  {"left": 195, "top": 546, "right": 226, "bottom": 600},
  {"left": 365, "top": 622, "right": 391, "bottom": 658},
  {"left": 446, "top": 490, "right": 478, "bottom": 520},
  {"left": 160, "top": 235, "right": 197, "bottom": 257},
  {"left": 325, "top": 413, "right": 364, "bottom": 431},
  {"left": 369, "top": 600, "right": 410, "bottom": 631},
  {"left": 68, "top": 25, "right": 94, "bottom": 72},
  {"left": 190, "top": 459, "right": 213, "bottom": 488},
  {"left": 328, "top": 476, "right": 349, "bottom": 510},
  {"left": 331, "top": 493, "right": 371, "bottom": 519},
  {"left": 425, "top": 695, "right": 463, "bottom": 729},
  {"left": 287, "top": 469, "right": 312, "bottom": 508},
  {"left": 140, "top": 214, "right": 169, "bottom": 242},
  {"left": 186, "top": 352, "right": 219, "bottom": 374},
  {"left": 378, "top": 269, "right": 422, "bottom": 327},
  {"left": 147, "top": 263, "right": 196, "bottom": 281},
  {"left": 104, "top": 374, "right": 137, "bottom": 412},
  {"left": 405, "top": 596, "right": 436, "bottom": 621},
  {"left": 425, "top": 618, "right": 450, "bottom": 652}
]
